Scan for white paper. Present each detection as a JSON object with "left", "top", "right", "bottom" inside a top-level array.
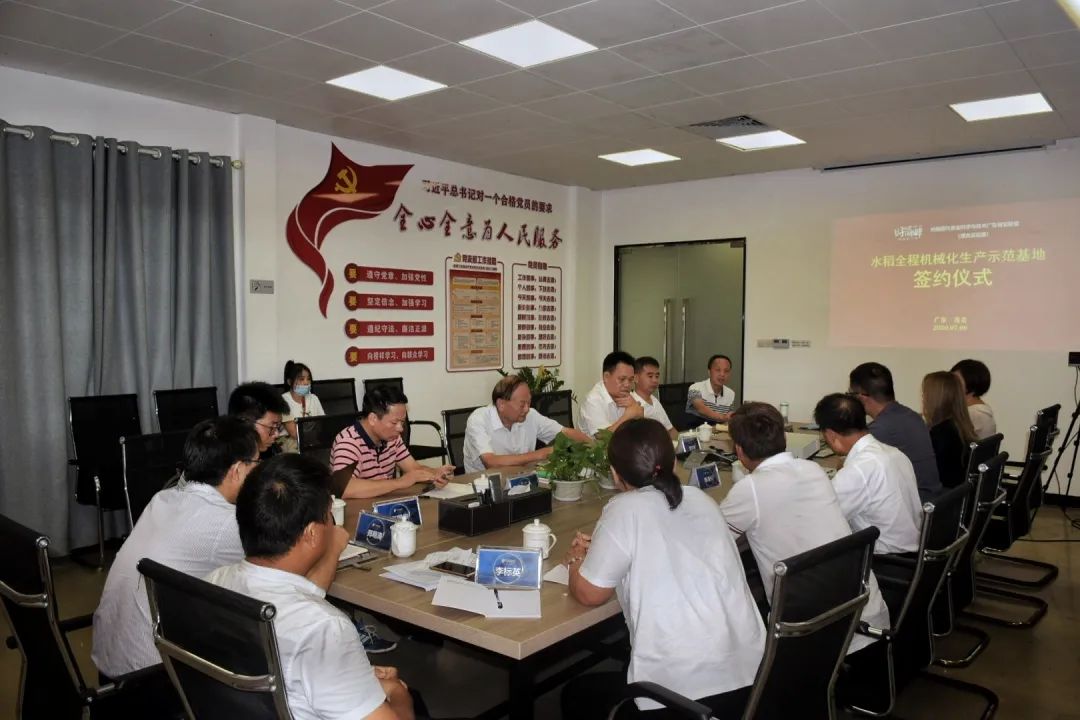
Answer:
[
  {"left": 543, "top": 564, "right": 570, "bottom": 586},
  {"left": 432, "top": 576, "right": 541, "bottom": 619},
  {"left": 339, "top": 544, "right": 372, "bottom": 563},
  {"left": 381, "top": 561, "right": 443, "bottom": 591},
  {"left": 421, "top": 483, "right": 474, "bottom": 500}
]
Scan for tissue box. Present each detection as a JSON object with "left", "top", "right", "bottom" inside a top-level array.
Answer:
[{"left": 437, "top": 489, "right": 552, "bottom": 536}]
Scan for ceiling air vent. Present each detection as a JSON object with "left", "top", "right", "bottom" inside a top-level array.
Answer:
[{"left": 682, "top": 115, "right": 772, "bottom": 140}]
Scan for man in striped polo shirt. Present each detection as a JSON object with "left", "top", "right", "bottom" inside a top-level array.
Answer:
[
  {"left": 686, "top": 354, "right": 738, "bottom": 427},
  {"left": 331, "top": 385, "right": 455, "bottom": 499}
]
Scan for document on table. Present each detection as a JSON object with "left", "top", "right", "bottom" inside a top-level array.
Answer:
[
  {"left": 543, "top": 564, "right": 570, "bottom": 586},
  {"left": 432, "top": 576, "right": 541, "bottom": 619},
  {"left": 421, "top": 483, "right": 474, "bottom": 500},
  {"left": 339, "top": 544, "right": 373, "bottom": 563},
  {"left": 380, "top": 561, "right": 443, "bottom": 591}
]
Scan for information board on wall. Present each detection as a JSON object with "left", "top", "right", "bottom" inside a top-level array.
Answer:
[
  {"left": 511, "top": 261, "right": 562, "bottom": 368},
  {"left": 446, "top": 254, "right": 503, "bottom": 372}
]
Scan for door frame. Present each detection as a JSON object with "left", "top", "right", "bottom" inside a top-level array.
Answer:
[{"left": 613, "top": 237, "right": 747, "bottom": 393}]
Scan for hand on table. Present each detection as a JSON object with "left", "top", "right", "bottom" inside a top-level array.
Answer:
[{"left": 565, "top": 531, "right": 592, "bottom": 568}]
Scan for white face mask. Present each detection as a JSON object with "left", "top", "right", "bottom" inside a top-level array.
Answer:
[{"left": 294, "top": 384, "right": 311, "bottom": 396}]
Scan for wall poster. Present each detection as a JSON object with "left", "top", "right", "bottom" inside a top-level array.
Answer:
[
  {"left": 511, "top": 261, "right": 562, "bottom": 368},
  {"left": 446, "top": 254, "right": 503, "bottom": 372}
]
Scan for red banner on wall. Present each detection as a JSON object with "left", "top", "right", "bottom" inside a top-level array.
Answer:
[
  {"left": 345, "top": 320, "right": 434, "bottom": 338},
  {"left": 345, "top": 347, "right": 435, "bottom": 365},
  {"left": 344, "top": 292, "right": 435, "bottom": 310},
  {"left": 345, "top": 264, "right": 434, "bottom": 285}
]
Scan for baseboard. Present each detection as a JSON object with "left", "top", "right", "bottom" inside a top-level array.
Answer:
[{"left": 1044, "top": 493, "right": 1080, "bottom": 508}]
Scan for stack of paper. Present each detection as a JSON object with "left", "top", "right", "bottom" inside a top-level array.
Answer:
[
  {"left": 432, "top": 576, "right": 541, "bottom": 619},
  {"left": 421, "top": 483, "right": 474, "bottom": 500},
  {"left": 381, "top": 561, "right": 443, "bottom": 591},
  {"left": 543, "top": 564, "right": 570, "bottom": 586}
]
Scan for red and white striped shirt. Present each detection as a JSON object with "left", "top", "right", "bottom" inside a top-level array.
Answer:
[{"left": 330, "top": 422, "right": 410, "bottom": 480}]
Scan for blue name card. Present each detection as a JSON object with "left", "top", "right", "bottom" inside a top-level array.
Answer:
[
  {"left": 372, "top": 495, "right": 423, "bottom": 526},
  {"left": 690, "top": 463, "right": 721, "bottom": 490},
  {"left": 354, "top": 511, "right": 393, "bottom": 550},
  {"left": 475, "top": 546, "right": 542, "bottom": 590},
  {"left": 677, "top": 435, "right": 700, "bottom": 453},
  {"left": 509, "top": 472, "right": 539, "bottom": 491}
]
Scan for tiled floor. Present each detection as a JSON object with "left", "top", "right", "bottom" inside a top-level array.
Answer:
[{"left": 3, "top": 507, "right": 1078, "bottom": 719}]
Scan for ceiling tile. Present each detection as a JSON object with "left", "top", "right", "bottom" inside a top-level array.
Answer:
[
  {"left": 351, "top": 88, "right": 504, "bottom": 128},
  {"left": 658, "top": 0, "right": 802, "bottom": 25},
  {"left": 194, "top": 60, "right": 311, "bottom": 95},
  {"left": 413, "top": 106, "right": 565, "bottom": 139},
  {"left": 463, "top": 70, "right": 572, "bottom": 104},
  {"left": 302, "top": 12, "right": 443, "bottom": 61},
  {"left": 156, "top": 77, "right": 257, "bottom": 112},
  {"left": 838, "top": 70, "right": 1041, "bottom": 119},
  {"left": 1010, "top": 30, "right": 1080, "bottom": 68},
  {"left": 17, "top": 0, "right": 184, "bottom": 30},
  {"left": 575, "top": 111, "right": 662, "bottom": 133},
  {"left": 542, "top": 0, "right": 694, "bottom": 47},
  {"left": 193, "top": 0, "right": 359, "bottom": 35},
  {"left": 796, "top": 61, "right": 922, "bottom": 99},
  {"left": 0, "top": 3, "right": 125, "bottom": 53},
  {"left": 280, "top": 82, "right": 387, "bottom": 114},
  {"left": 0, "top": 34, "right": 83, "bottom": 74},
  {"left": 139, "top": 5, "right": 287, "bottom": 57},
  {"left": 371, "top": 0, "right": 531, "bottom": 42},
  {"left": 860, "top": 9, "right": 1006, "bottom": 61},
  {"left": 716, "top": 80, "right": 820, "bottom": 112},
  {"left": 611, "top": 125, "right": 710, "bottom": 147},
  {"left": 612, "top": 27, "right": 745, "bottom": 73},
  {"left": 707, "top": 2, "right": 853, "bottom": 54},
  {"left": 591, "top": 75, "right": 701, "bottom": 108},
  {"left": 92, "top": 34, "right": 227, "bottom": 75},
  {"left": 1029, "top": 60, "right": 1080, "bottom": 91},
  {"left": 241, "top": 38, "right": 371, "bottom": 82},
  {"left": 52, "top": 56, "right": 175, "bottom": 94},
  {"left": 636, "top": 95, "right": 730, "bottom": 124},
  {"left": 984, "top": 0, "right": 1077, "bottom": 41},
  {"left": 899, "top": 42, "right": 1025, "bottom": 84},
  {"left": 531, "top": 50, "right": 653, "bottom": 90},
  {"left": 756, "top": 34, "right": 883, "bottom": 78},
  {"left": 387, "top": 44, "right": 514, "bottom": 85},
  {"left": 497, "top": 0, "right": 587, "bottom": 15},
  {"left": 327, "top": 115, "right": 403, "bottom": 141},
  {"left": 522, "top": 92, "right": 627, "bottom": 121},
  {"left": 753, "top": 98, "right": 854, "bottom": 128},
  {"left": 815, "top": 0, "right": 984, "bottom": 32},
  {"left": 669, "top": 56, "right": 787, "bottom": 94}
]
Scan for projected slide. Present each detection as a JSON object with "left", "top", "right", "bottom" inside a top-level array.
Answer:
[{"left": 828, "top": 199, "right": 1080, "bottom": 350}]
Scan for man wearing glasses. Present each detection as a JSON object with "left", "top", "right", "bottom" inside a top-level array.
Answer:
[{"left": 229, "top": 381, "right": 290, "bottom": 458}]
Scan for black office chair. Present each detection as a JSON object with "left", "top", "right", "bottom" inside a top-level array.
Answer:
[
  {"left": 609, "top": 527, "right": 879, "bottom": 720},
  {"left": 0, "top": 513, "right": 169, "bottom": 718},
  {"left": 68, "top": 393, "right": 142, "bottom": 568},
  {"left": 153, "top": 387, "right": 219, "bottom": 433},
  {"left": 120, "top": 430, "right": 188, "bottom": 529},
  {"left": 658, "top": 382, "right": 695, "bottom": 431},
  {"left": 296, "top": 412, "right": 358, "bottom": 468},
  {"left": 533, "top": 390, "right": 574, "bottom": 429},
  {"left": 311, "top": 378, "right": 358, "bottom": 416},
  {"left": 138, "top": 558, "right": 292, "bottom": 719},
  {"left": 363, "top": 377, "right": 446, "bottom": 463},
  {"left": 442, "top": 406, "right": 481, "bottom": 475}
]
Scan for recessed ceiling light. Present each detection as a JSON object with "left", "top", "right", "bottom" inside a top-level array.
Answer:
[
  {"left": 1059, "top": 0, "right": 1080, "bottom": 26},
  {"left": 598, "top": 149, "right": 681, "bottom": 166},
  {"left": 716, "top": 130, "right": 805, "bottom": 151},
  {"left": 949, "top": 92, "right": 1053, "bottom": 121},
  {"left": 327, "top": 66, "right": 446, "bottom": 101},
  {"left": 460, "top": 20, "right": 596, "bottom": 67}
]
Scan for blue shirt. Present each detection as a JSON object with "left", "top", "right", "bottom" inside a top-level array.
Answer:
[{"left": 869, "top": 402, "right": 942, "bottom": 501}]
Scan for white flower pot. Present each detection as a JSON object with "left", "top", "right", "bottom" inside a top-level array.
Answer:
[
  {"left": 597, "top": 473, "right": 615, "bottom": 490},
  {"left": 552, "top": 479, "right": 586, "bottom": 502}
]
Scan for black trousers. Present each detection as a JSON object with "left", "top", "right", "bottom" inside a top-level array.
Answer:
[{"left": 561, "top": 671, "right": 751, "bottom": 720}]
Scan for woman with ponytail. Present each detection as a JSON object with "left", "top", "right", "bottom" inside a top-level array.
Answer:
[
  {"left": 562, "top": 418, "right": 765, "bottom": 719},
  {"left": 281, "top": 361, "right": 325, "bottom": 452}
]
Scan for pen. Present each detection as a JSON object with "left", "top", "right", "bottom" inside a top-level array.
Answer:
[{"left": 493, "top": 588, "right": 503, "bottom": 610}]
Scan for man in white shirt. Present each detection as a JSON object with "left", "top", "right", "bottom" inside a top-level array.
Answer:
[
  {"left": 228, "top": 381, "right": 289, "bottom": 458},
  {"left": 463, "top": 375, "right": 591, "bottom": 473},
  {"left": 686, "top": 354, "right": 738, "bottom": 425},
  {"left": 580, "top": 351, "right": 642, "bottom": 437},
  {"left": 720, "top": 402, "right": 890, "bottom": 652},
  {"left": 631, "top": 356, "right": 678, "bottom": 440},
  {"left": 813, "top": 393, "right": 924, "bottom": 554},
  {"left": 207, "top": 454, "right": 415, "bottom": 720},
  {"left": 93, "top": 416, "right": 260, "bottom": 677}
]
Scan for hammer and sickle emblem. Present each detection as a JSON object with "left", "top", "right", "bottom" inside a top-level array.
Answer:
[{"left": 334, "top": 166, "right": 358, "bottom": 193}]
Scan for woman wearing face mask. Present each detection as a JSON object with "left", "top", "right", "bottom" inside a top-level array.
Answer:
[{"left": 281, "top": 361, "right": 325, "bottom": 452}]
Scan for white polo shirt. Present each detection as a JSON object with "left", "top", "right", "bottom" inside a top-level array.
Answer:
[
  {"left": 833, "top": 435, "right": 924, "bottom": 554},
  {"left": 720, "top": 452, "right": 890, "bottom": 652},
  {"left": 631, "top": 391, "right": 673, "bottom": 430},
  {"left": 92, "top": 481, "right": 244, "bottom": 676},
  {"left": 581, "top": 486, "right": 765, "bottom": 709},
  {"left": 206, "top": 561, "right": 386, "bottom": 720},
  {"left": 462, "top": 405, "right": 565, "bottom": 473},
  {"left": 580, "top": 381, "right": 626, "bottom": 437},
  {"left": 686, "top": 379, "right": 737, "bottom": 419}
]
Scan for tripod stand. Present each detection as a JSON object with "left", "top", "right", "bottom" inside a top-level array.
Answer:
[{"left": 1044, "top": 394, "right": 1080, "bottom": 498}]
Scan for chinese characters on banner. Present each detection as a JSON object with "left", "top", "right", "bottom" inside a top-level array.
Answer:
[
  {"left": 342, "top": 263, "right": 436, "bottom": 366},
  {"left": 867, "top": 247, "right": 1046, "bottom": 290},
  {"left": 391, "top": 204, "right": 563, "bottom": 249},
  {"left": 420, "top": 179, "right": 554, "bottom": 214},
  {"left": 512, "top": 261, "right": 562, "bottom": 367},
  {"left": 446, "top": 254, "right": 503, "bottom": 372}
]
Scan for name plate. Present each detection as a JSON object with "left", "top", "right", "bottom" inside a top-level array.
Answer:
[
  {"left": 677, "top": 435, "right": 701, "bottom": 454},
  {"left": 354, "top": 511, "right": 393, "bottom": 550},
  {"left": 509, "top": 472, "right": 539, "bottom": 491},
  {"left": 372, "top": 495, "right": 423, "bottom": 525},
  {"left": 690, "top": 462, "right": 721, "bottom": 489},
  {"left": 475, "top": 546, "right": 542, "bottom": 590}
]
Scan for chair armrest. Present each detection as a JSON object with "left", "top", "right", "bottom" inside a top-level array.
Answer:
[
  {"left": 615, "top": 682, "right": 712, "bottom": 720},
  {"left": 409, "top": 419, "right": 442, "bottom": 433},
  {"left": 59, "top": 613, "right": 95, "bottom": 634}
]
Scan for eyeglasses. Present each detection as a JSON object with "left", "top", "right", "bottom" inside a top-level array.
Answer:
[
  {"left": 256, "top": 420, "right": 284, "bottom": 434},
  {"left": 244, "top": 458, "right": 261, "bottom": 466}
]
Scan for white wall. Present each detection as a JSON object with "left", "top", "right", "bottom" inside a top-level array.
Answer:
[{"left": 596, "top": 141, "right": 1080, "bottom": 494}]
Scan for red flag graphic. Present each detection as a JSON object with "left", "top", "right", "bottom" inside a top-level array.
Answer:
[{"left": 286, "top": 144, "right": 413, "bottom": 316}]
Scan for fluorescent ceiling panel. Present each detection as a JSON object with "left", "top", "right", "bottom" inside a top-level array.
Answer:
[
  {"left": 716, "top": 130, "right": 805, "bottom": 151},
  {"left": 327, "top": 66, "right": 446, "bottom": 101},
  {"left": 598, "top": 149, "right": 681, "bottom": 166},
  {"left": 949, "top": 92, "right": 1053, "bottom": 121},
  {"left": 461, "top": 20, "right": 596, "bottom": 67}
]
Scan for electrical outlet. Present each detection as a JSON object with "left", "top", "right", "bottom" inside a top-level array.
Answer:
[
  {"left": 250, "top": 279, "right": 275, "bottom": 294},
  {"left": 772, "top": 338, "right": 790, "bottom": 349}
]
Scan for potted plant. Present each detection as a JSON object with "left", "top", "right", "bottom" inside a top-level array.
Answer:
[
  {"left": 496, "top": 365, "right": 565, "bottom": 398},
  {"left": 541, "top": 430, "right": 612, "bottom": 502}
]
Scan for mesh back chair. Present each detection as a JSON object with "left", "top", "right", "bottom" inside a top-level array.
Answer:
[
  {"left": 609, "top": 527, "right": 879, "bottom": 720},
  {"left": 153, "top": 387, "right": 219, "bottom": 433},
  {"left": 442, "top": 406, "right": 480, "bottom": 475},
  {"left": 68, "top": 393, "right": 142, "bottom": 567},
  {"left": 658, "top": 382, "right": 695, "bottom": 431},
  {"left": 533, "top": 390, "right": 573, "bottom": 429},
  {"left": 311, "top": 378, "right": 358, "bottom": 416},
  {"left": 363, "top": 377, "right": 446, "bottom": 463},
  {"left": 138, "top": 558, "right": 293, "bottom": 720},
  {"left": 296, "top": 413, "right": 357, "bottom": 468},
  {"left": 121, "top": 430, "right": 189, "bottom": 529}
]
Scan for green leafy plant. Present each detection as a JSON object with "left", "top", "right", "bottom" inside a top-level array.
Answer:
[
  {"left": 497, "top": 365, "right": 564, "bottom": 396},
  {"left": 541, "top": 429, "right": 612, "bottom": 490}
]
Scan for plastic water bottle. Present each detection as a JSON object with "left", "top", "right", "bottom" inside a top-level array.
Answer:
[{"left": 779, "top": 402, "right": 789, "bottom": 421}]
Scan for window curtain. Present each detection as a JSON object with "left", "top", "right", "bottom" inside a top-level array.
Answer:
[{"left": 0, "top": 119, "right": 238, "bottom": 553}]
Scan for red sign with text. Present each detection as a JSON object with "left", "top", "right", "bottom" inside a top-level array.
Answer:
[
  {"left": 344, "top": 292, "right": 435, "bottom": 311},
  {"left": 345, "top": 264, "right": 434, "bottom": 285},
  {"left": 345, "top": 320, "right": 434, "bottom": 338},
  {"left": 345, "top": 347, "right": 435, "bottom": 365}
]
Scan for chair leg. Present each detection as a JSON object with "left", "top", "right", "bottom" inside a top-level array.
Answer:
[
  {"left": 933, "top": 623, "right": 990, "bottom": 668},
  {"left": 917, "top": 671, "right": 998, "bottom": 720},
  {"left": 962, "top": 584, "right": 1047, "bottom": 628},
  {"left": 976, "top": 551, "right": 1058, "bottom": 589},
  {"left": 71, "top": 477, "right": 107, "bottom": 571}
]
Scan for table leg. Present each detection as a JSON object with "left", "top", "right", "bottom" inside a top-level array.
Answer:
[{"left": 507, "top": 656, "right": 536, "bottom": 720}]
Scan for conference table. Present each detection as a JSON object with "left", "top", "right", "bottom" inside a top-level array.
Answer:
[{"left": 328, "top": 429, "right": 836, "bottom": 719}]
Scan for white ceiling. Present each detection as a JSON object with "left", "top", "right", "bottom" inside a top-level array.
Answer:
[{"left": 1, "top": 0, "right": 1078, "bottom": 189}]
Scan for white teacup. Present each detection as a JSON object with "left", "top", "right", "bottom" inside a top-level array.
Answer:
[
  {"left": 391, "top": 517, "right": 417, "bottom": 557},
  {"left": 696, "top": 425, "right": 713, "bottom": 443},
  {"left": 522, "top": 518, "right": 557, "bottom": 559},
  {"left": 331, "top": 496, "right": 346, "bottom": 526}
]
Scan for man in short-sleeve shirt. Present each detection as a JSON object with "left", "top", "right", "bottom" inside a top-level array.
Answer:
[
  {"left": 686, "top": 354, "right": 738, "bottom": 425},
  {"left": 463, "top": 375, "right": 591, "bottom": 473},
  {"left": 631, "top": 355, "right": 678, "bottom": 440},
  {"left": 580, "top": 351, "right": 642, "bottom": 437}
]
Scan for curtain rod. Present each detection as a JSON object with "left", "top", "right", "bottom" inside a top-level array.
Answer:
[{"left": 1, "top": 125, "right": 242, "bottom": 169}]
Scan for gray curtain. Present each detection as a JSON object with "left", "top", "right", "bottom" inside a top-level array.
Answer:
[{"left": 0, "top": 119, "right": 238, "bottom": 553}]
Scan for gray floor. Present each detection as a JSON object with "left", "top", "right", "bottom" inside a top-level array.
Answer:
[{"left": 3, "top": 506, "right": 1078, "bottom": 720}]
